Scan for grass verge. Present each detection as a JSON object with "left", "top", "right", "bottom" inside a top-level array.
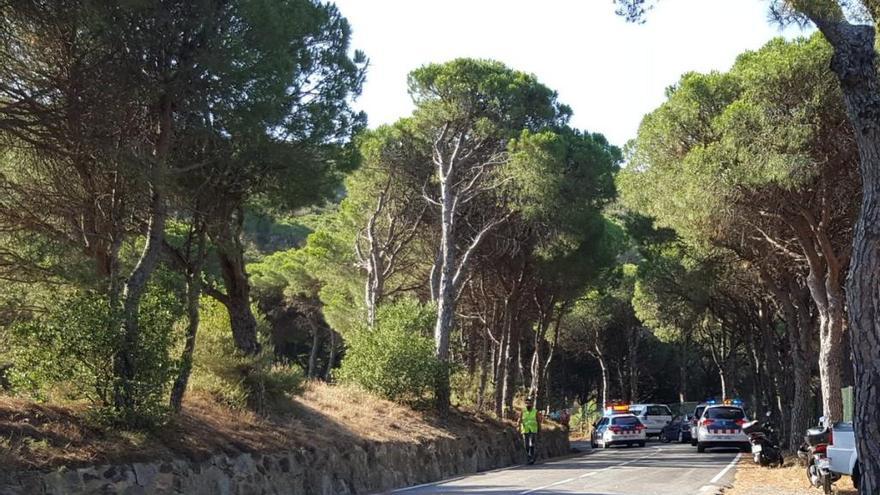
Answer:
[{"left": 723, "top": 456, "right": 856, "bottom": 495}]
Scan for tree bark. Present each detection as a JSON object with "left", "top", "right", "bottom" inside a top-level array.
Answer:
[
  {"left": 477, "top": 328, "right": 490, "bottom": 411},
  {"left": 432, "top": 163, "right": 456, "bottom": 415},
  {"left": 628, "top": 326, "right": 639, "bottom": 402},
  {"left": 324, "top": 330, "right": 338, "bottom": 382},
  {"left": 307, "top": 326, "right": 321, "bottom": 379},
  {"left": 592, "top": 342, "right": 608, "bottom": 411},
  {"left": 170, "top": 225, "right": 207, "bottom": 412},
  {"left": 763, "top": 271, "right": 813, "bottom": 451},
  {"left": 791, "top": 14, "right": 880, "bottom": 490},
  {"left": 494, "top": 315, "right": 508, "bottom": 418},
  {"left": 210, "top": 210, "right": 260, "bottom": 355},
  {"left": 677, "top": 337, "right": 689, "bottom": 403},
  {"left": 113, "top": 96, "right": 171, "bottom": 414}
]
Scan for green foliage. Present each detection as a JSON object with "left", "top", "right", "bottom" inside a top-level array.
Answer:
[
  {"left": 570, "top": 400, "right": 601, "bottom": 435},
  {"left": 7, "top": 289, "right": 178, "bottom": 426},
  {"left": 338, "top": 299, "right": 441, "bottom": 406},
  {"left": 408, "top": 58, "right": 571, "bottom": 136},
  {"left": 190, "top": 298, "right": 304, "bottom": 412}
]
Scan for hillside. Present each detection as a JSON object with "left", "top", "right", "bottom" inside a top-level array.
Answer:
[{"left": 0, "top": 383, "right": 556, "bottom": 471}]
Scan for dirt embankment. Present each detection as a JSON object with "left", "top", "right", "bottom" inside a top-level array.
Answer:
[{"left": 0, "top": 384, "right": 570, "bottom": 494}]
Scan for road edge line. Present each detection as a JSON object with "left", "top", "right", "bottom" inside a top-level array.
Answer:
[{"left": 710, "top": 452, "right": 741, "bottom": 484}]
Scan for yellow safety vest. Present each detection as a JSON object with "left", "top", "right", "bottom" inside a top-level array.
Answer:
[{"left": 521, "top": 408, "right": 539, "bottom": 433}]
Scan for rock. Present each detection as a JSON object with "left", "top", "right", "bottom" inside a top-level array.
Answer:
[{"left": 1, "top": 427, "right": 569, "bottom": 494}]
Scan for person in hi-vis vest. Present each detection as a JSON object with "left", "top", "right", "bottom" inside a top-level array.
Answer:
[{"left": 519, "top": 396, "right": 542, "bottom": 464}]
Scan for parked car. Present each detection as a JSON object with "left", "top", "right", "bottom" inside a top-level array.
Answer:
[
  {"left": 629, "top": 403, "right": 673, "bottom": 438},
  {"left": 689, "top": 402, "right": 708, "bottom": 446},
  {"left": 591, "top": 414, "right": 647, "bottom": 449},
  {"left": 827, "top": 422, "right": 861, "bottom": 490},
  {"left": 660, "top": 415, "right": 692, "bottom": 443}
]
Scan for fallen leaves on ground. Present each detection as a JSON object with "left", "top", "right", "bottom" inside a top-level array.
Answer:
[{"left": 724, "top": 457, "right": 857, "bottom": 495}]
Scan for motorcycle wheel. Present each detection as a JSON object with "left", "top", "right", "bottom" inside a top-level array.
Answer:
[
  {"left": 807, "top": 459, "right": 819, "bottom": 487},
  {"left": 822, "top": 474, "right": 832, "bottom": 495}
]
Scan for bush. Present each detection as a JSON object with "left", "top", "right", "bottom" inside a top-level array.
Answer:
[
  {"left": 7, "top": 289, "right": 178, "bottom": 426},
  {"left": 450, "top": 367, "right": 493, "bottom": 410},
  {"left": 337, "top": 299, "right": 441, "bottom": 406},
  {"left": 190, "top": 298, "right": 304, "bottom": 413},
  {"left": 570, "top": 400, "right": 601, "bottom": 436}
]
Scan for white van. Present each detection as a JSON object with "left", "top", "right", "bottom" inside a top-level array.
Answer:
[{"left": 629, "top": 404, "right": 673, "bottom": 438}]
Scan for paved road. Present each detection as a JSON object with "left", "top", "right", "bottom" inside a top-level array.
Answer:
[{"left": 390, "top": 442, "right": 741, "bottom": 495}]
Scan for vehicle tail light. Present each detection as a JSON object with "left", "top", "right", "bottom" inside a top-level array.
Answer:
[
  {"left": 700, "top": 419, "right": 715, "bottom": 427},
  {"left": 735, "top": 419, "right": 746, "bottom": 426},
  {"left": 816, "top": 445, "right": 827, "bottom": 454},
  {"left": 828, "top": 428, "right": 833, "bottom": 446},
  {"left": 610, "top": 426, "right": 622, "bottom": 433}
]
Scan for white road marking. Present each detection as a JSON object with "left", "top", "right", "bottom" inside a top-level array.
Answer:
[
  {"left": 391, "top": 447, "right": 595, "bottom": 493},
  {"left": 709, "top": 452, "right": 741, "bottom": 484},
  {"left": 520, "top": 447, "right": 663, "bottom": 494},
  {"left": 519, "top": 477, "right": 576, "bottom": 494}
]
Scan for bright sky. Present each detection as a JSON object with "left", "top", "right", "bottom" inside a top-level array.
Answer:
[{"left": 332, "top": 0, "right": 809, "bottom": 147}]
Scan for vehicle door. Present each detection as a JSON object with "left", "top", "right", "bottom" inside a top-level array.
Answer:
[
  {"left": 691, "top": 406, "right": 706, "bottom": 436},
  {"left": 592, "top": 418, "right": 609, "bottom": 442},
  {"left": 644, "top": 405, "right": 673, "bottom": 431}
]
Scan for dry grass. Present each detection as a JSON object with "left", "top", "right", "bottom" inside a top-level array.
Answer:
[
  {"left": 0, "top": 382, "right": 525, "bottom": 471},
  {"left": 724, "top": 457, "right": 857, "bottom": 495}
]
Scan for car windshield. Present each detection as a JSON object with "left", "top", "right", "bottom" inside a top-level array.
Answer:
[
  {"left": 705, "top": 407, "right": 745, "bottom": 420},
  {"left": 646, "top": 405, "right": 670, "bottom": 415},
  {"left": 612, "top": 416, "right": 641, "bottom": 427}
]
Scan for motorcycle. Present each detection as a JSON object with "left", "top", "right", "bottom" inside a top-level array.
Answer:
[
  {"left": 742, "top": 411, "right": 784, "bottom": 467},
  {"left": 797, "top": 417, "right": 841, "bottom": 494}
]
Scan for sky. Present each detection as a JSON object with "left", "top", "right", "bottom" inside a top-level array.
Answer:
[{"left": 332, "top": 0, "right": 810, "bottom": 148}]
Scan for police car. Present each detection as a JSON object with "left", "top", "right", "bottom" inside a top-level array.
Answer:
[
  {"left": 695, "top": 400, "right": 750, "bottom": 453},
  {"left": 591, "top": 404, "right": 647, "bottom": 449}
]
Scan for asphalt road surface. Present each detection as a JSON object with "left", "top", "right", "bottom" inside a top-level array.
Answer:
[{"left": 390, "top": 442, "right": 741, "bottom": 495}]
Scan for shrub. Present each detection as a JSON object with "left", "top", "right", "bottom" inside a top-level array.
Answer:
[
  {"left": 7, "top": 289, "right": 178, "bottom": 426},
  {"left": 190, "top": 298, "right": 304, "bottom": 413},
  {"left": 450, "top": 367, "right": 492, "bottom": 410},
  {"left": 337, "top": 299, "right": 441, "bottom": 406},
  {"left": 570, "top": 400, "right": 601, "bottom": 436}
]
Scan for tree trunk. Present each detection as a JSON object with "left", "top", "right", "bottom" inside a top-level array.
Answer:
[
  {"left": 433, "top": 170, "right": 456, "bottom": 415},
  {"left": 307, "top": 326, "right": 321, "bottom": 379},
  {"left": 212, "top": 214, "right": 260, "bottom": 355},
  {"left": 804, "top": 18, "right": 880, "bottom": 492},
  {"left": 593, "top": 346, "right": 608, "bottom": 411},
  {"left": 628, "top": 326, "right": 639, "bottom": 402},
  {"left": 324, "top": 330, "right": 338, "bottom": 382},
  {"left": 170, "top": 225, "right": 207, "bottom": 412},
  {"left": 677, "top": 338, "right": 688, "bottom": 403},
  {"left": 114, "top": 96, "right": 171, "bottom": 414},
  {"left": 817, "top": 301, "right": 846, "bottom": 422},
  {"left": 115, "top": 185, "right": 166, "bottom": 412},
  {"left": 494, "top": 317, "right": 508, "bottom": 418},
  {"left": 502, "top": 319, "right": 520, "bottom": 419},
  {"left": 477, "top": 329, "right": 490, "bottom": 411},
  {"left": 539, "top": 311, "right": 563, "bottom": 409}
]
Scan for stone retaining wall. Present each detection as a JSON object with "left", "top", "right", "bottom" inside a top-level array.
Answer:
[{"left": 0, "top": 427, "right": 569, "bottom": 494}]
